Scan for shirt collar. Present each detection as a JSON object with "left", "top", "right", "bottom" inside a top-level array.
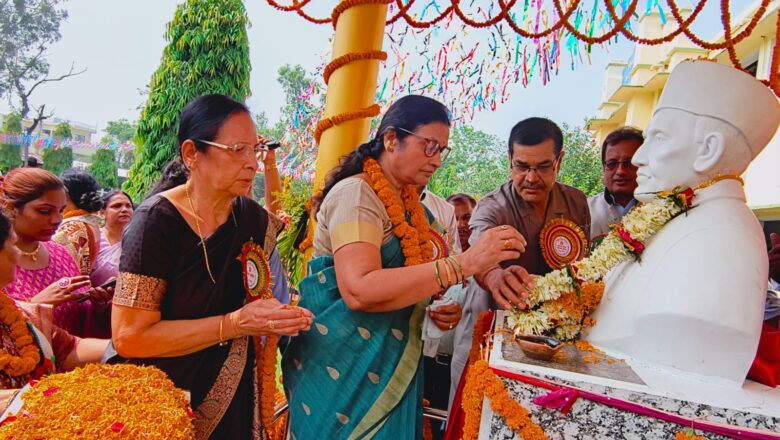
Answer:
[{"left": 603, "top": 188, "right": 638, "bottom": 210}]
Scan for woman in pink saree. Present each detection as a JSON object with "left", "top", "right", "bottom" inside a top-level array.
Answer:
[{"left": 0, "top": 168, "right": 111, "bottom": 337}]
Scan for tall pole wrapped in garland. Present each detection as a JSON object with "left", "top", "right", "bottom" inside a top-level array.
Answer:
[{"left": 123, "top": 0, "right": 251, "bottom": 199}]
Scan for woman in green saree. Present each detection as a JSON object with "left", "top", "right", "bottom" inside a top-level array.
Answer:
[{"left": 282, "top": 95, "right": 528, "bottom": 439}]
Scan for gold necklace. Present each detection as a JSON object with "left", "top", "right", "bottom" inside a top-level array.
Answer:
[
  {"left": 185, "top": 183, "right": 217, "bottom": 285},
  {"left": 17, "top": 242, "right": 41, "bottom": 262}
]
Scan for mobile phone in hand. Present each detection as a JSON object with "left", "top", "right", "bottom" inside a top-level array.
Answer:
[{"left": 76, "top": 279, "right": 116, "bottom": 303}]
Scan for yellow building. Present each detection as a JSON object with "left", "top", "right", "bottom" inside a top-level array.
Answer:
[{"left": 589, "top": 1, "right": 780, "bottom": 221}]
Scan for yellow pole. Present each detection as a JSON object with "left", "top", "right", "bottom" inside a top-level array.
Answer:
[
  {"left": 300, "top": 1, "right": 388, "bottom": 267},
  {"left": 313, "top": 2, "right": 389, "bottom": 191}
]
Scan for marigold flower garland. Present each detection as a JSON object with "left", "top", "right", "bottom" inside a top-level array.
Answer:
[
  {"left": 363, "top": 157, "right": 434, "bottom": 266},
  {"left": 256, "top": 336, "right": 280, "bottom": 437},
  {"left": 676, "top": 429, "right": 707, "bottom": 440},
  {"left": 0, "top": 292, "right": 41, "bottom": 378},
  {"left": 0, "top": 364, "right": 194, "bottom": 439},
  {"left": 462, "top": 360, "right": 548, "bottom": 440},
  {"left": 509, "top": 177, "right": 740, "bottom": 340}
]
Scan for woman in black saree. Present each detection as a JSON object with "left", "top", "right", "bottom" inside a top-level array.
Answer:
[{"left": 110, "top": 94, "right": 313, "bottom": 439}]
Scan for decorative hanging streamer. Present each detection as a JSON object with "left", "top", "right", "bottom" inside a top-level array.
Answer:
[
  {"left": 0, "top": 132, "right": 134, "bottom": 154},
  {"left": 263, "top": 0, "right": 780, "bottom": 183},
  {"left": 267, "top": 0, "right": 780, "bottom": 102}
]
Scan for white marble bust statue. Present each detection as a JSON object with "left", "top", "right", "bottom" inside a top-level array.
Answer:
[{"left": 588, "top": 61, "right": 780, "bottom": 385}]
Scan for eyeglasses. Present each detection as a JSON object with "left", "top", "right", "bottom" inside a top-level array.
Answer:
[
  {"left": 394, "top": 127, "right": 451, "bottom": 161},
  {"left": 603, "top": 159, "right": 637, "bottom": 171},
  {"left": 511, "top": 158, "right": 560, "bottom": 176},
  {"left": 197, "top": 139, "right": 269, "bottom": 161}
]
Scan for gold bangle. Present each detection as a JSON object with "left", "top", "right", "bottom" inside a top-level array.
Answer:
[
  {"left": 448, "top": 256, "right": 464, "bottom": 279},
  {"left": 449, "top": 256, "right": 469, "bottom": 287},
  {"left": 442, "top": 258, "right": 454, "bottom": 287},
  {"left": 219, "top": 314, "right": 228, "bottom": 346},
  {"left": 433, "top": 261, "right": 445, "bottom": 290}
]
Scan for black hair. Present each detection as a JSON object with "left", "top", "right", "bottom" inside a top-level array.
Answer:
[
  {"left": 177, "top": 94, "right": 250, "bottom": 160},
  {"left": 601, "top": 126, "right": 644, "bottom": 163},
  {"left": 147, "top": 160, "right": 190, "bottom": 198},
  {"left": 60, "top": 169, "right": 103, "bottom": 212},
  {"left": 102, "top": 190, "right": 134, "bottom": 210},
  {"left": 0, "top": 208, "right": 11, "bottom": 251},
  {"left": 507, "top": 117, "right": 564, "bottom": 158},
  {"left": 313, "top": 95, "right": 450, "bottom": 211},
  {"left": 25, "top": 156, "right": 41, "bottom": 168},
  {"left": 447, "top": 193, "right": 476, "bottom": 208}
]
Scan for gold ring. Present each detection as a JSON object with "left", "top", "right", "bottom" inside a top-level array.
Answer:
[
  {"left": 504, "top": 240, "right": 512, "bottom": 250},
  {"left": 268, "top": 320, "right": 275, "bottom": 330},
  {"left": 500, "top": 225, "right": 509, "bottom": 230}
]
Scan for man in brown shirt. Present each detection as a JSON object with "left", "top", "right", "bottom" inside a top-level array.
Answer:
[
  {"left": 470, "top": 117, "right": 590, "bottom": 309},
  {"left": 447, "top": 118, "right": 591, "bottom": 425}
]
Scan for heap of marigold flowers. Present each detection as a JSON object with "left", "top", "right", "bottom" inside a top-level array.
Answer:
[{"left": 0, "top": 364, "right": 194, "bottom": 439}]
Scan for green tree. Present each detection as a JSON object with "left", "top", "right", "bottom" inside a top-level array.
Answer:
[
  {"left": 0, "top": 0, "right": 83, "bottom": 161},
  {"left": 105, "top": 119, "right": 136, "bottom": 143},
  {"left": 90, "top": 148, "right": 119, "bottom": 189},
  {"left": 119, "top": 150, "right": 135, "bottom": 169},
  {"left": 0, "top": 144, "right": 22, "bottom": 172},
  {"left": 124, "top": 0, "right": 251, "bottom": 199},
  {"left": 53, "top": 121, "right": 72, "bottom": 138},
  {"left": 427, "top": 126, "right": 509, "bottom": 199},
  {"left": 3, "top": 113, "right": 22, "bottom": 133},
  {"left": 558, "top": 122, "right": 603, "bottom": 197},
  {"left": 254, "top": 64, "right": 321, "bottom": 144},
  {"left": 42, "top": 147, "right": 73, "bottom": 176},
  {"left": 254, "top": 110, "right": 283, "bottom": 141}
]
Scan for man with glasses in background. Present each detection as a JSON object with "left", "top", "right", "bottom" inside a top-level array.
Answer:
[{"left": 588, "top": 127, "right": 643, "bottom": 239}]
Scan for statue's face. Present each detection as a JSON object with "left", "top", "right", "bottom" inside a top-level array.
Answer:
[{"left": 632, "top": 109, "right": 699, "bottom": 202}]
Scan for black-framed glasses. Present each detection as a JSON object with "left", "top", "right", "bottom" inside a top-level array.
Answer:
[
  {"left": 603, "top": 159, "right": 637, "bottom": 171},
  {"left": 197, "top": 139, "right": 269, "bottom": 161},
  {"left": 510, "top": 157, "right": 560, "bottom": 176},
  {"left": 394, "top": 127, "right": 451, "bottom": 161}
]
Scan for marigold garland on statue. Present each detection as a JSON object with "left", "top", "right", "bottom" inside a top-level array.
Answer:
[
  {"left": 508, "top": 176, "right": 742, "bottom": 340},
  {"left": 0, "top": 292, "right": 40, "bottom": 378},
  {"left": 0, "top": 364, "right": 194, "bottom": 439},
  {"left": 364, "top": 157, "right": 434, "bottom": 266}
]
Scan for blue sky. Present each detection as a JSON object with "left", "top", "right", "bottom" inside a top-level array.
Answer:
[{"left": 0, "top": 0, "right": 736, "bottom": 140}]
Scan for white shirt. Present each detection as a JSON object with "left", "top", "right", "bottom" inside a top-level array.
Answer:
[{"left": 421, "top": 189, "right": 462, "bottom": 255}]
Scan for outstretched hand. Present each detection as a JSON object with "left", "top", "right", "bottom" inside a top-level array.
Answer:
[{"left": 482, "top": 265, "right": 534, "bottom": 310}]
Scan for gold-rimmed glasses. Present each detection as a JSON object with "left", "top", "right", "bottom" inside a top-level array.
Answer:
[{"left": 197, "top": 139, "right": 269, "bottom": 161}]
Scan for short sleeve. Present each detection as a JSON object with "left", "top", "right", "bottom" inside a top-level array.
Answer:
[
  {"left": 52, "top": 221, "right": 92, "bottom": 276},
  {"left": 315, "top": 178, "right": 389, "bottom": 254},
  {"left": 115, "top": 198, "right": 178, "bottom": 311}
]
